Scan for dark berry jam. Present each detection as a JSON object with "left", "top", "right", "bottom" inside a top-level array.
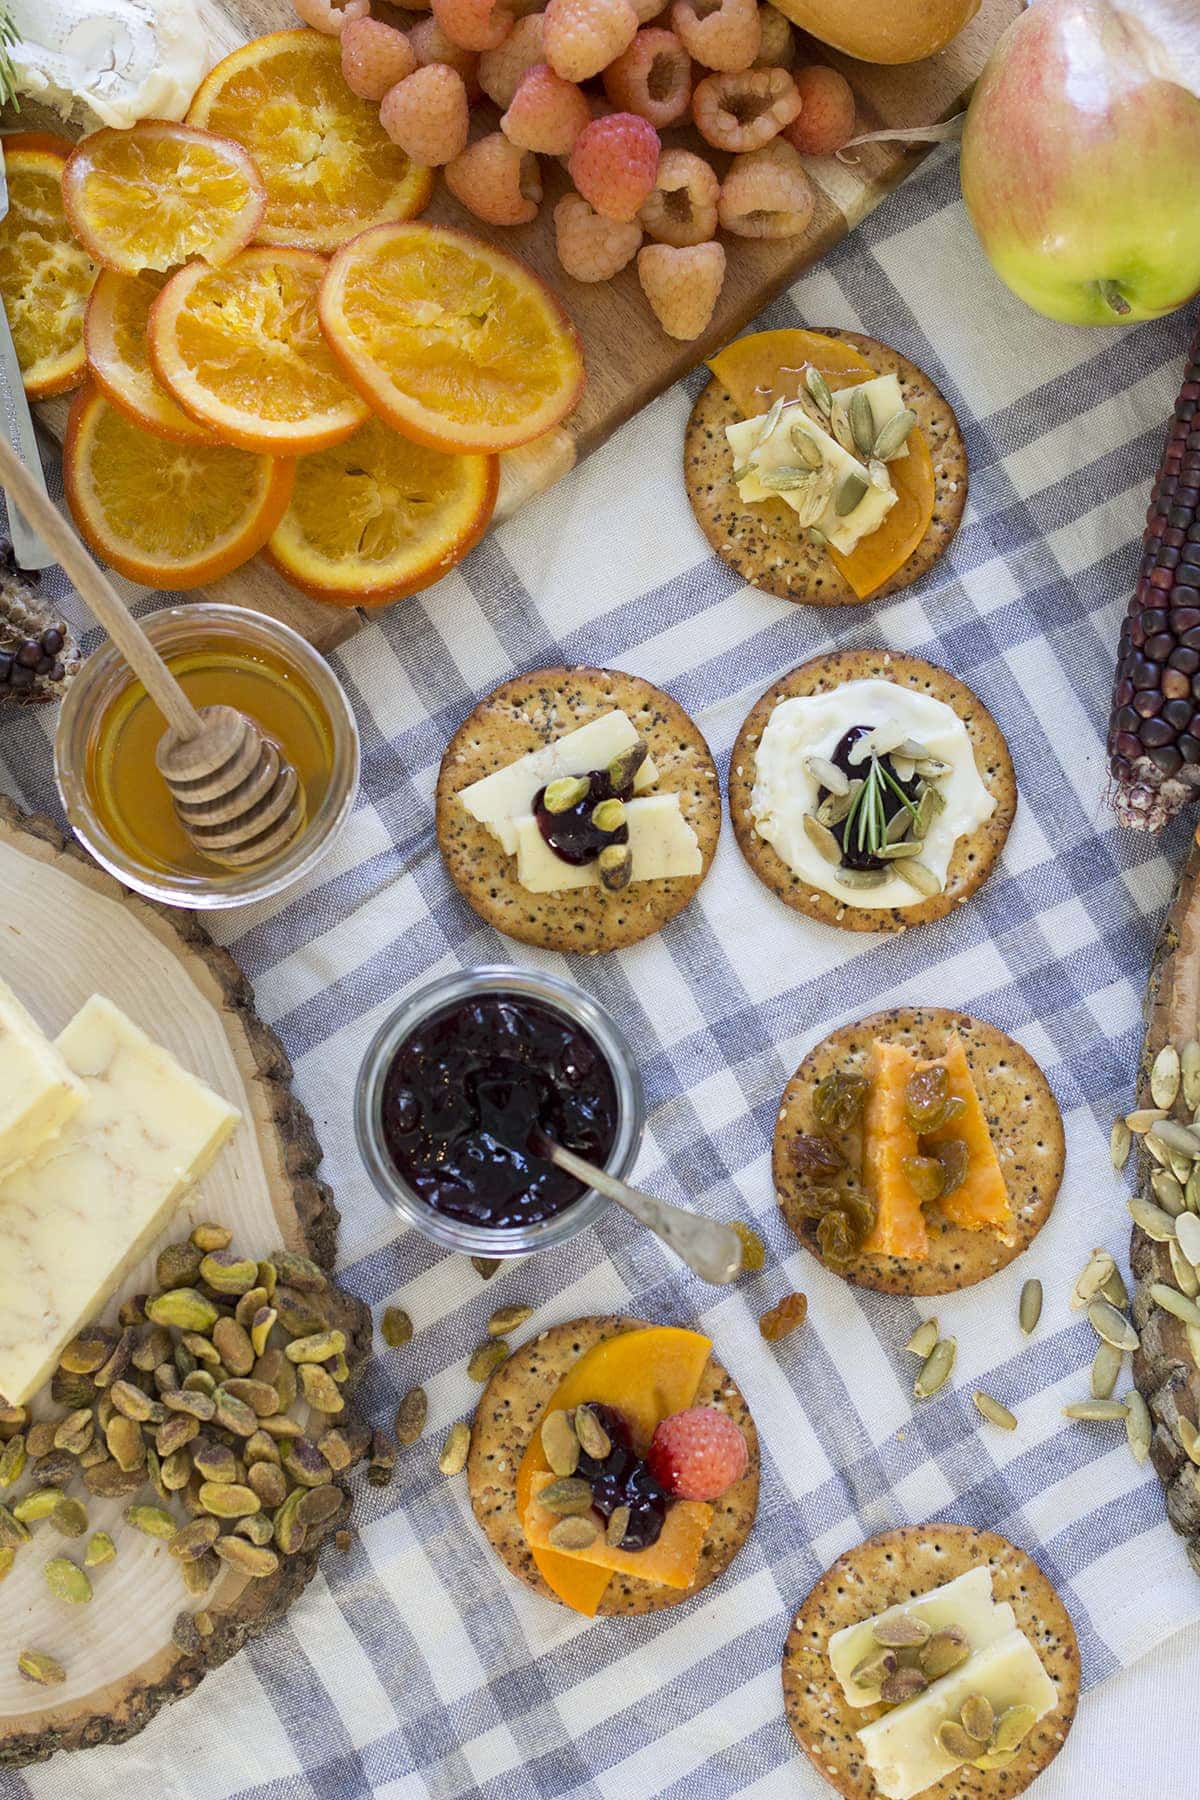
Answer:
[
  {"left": 380, "top": 995, "right": 619, "bottom": 1229},
  {"left": 821, "top": 725, "right": 920, "bottom": 872},
  {"left": 534, "top": 769, "right": 629, "bottom": 866},
  {"left": 576, "top": 1403, "right": 668, "bottom": 1551}
]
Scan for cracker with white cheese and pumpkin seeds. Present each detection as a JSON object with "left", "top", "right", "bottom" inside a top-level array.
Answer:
[
  {"left": 685, "top": 330, "right": 967, "bottom": 606},
  {"left": 728, "top": 650, "right": 1016, "bottom": 933},
  {"left": 783, "top": 1525, "right": 1079, "bottom": 1800},
  {"left": 436, "top": 666, "right": 720, "bottom": 954}
]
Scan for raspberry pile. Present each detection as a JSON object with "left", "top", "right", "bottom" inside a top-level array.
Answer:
[{"left": 293, "top": 0, "right": 858, "bottom": 341}]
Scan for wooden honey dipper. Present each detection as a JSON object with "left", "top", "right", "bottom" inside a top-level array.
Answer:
[{"left": 0, "top": 436, "right": 305, "bottom": 870}]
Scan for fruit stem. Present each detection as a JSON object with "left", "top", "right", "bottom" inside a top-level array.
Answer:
[{"left": 1098, "top": 279, "right": 1132, "bottom": 317}]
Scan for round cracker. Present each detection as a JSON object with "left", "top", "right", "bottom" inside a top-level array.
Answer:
[
  {"left": 685, "top": 330, "right": 967, "bottom": 606},
  {"left": 436, "top": 666, "right": 720, "bottom": 954},
  {"left": 775, "top": 1007, "right": 1064, "bottom": 1296},
  {"left": 466, "top": 1314, "right": 760, "bottom": 1616},
  {"left": 728, "top": 650, "right": 1016, "bottom": 933},
  {"left": 782, "top": 1524, "right": 1079, "bottom": 1800}
]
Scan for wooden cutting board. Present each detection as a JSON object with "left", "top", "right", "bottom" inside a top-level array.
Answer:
[
  {"left": 0, "top": 798, "right": 371, "bottom": 1768},
  {"left": 22, "top": 0, "right": 1021, "bottom": 653}
]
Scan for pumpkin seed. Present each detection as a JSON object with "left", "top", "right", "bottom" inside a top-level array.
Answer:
[
  {"left": 1169, "top": 1237, "right": 1200, "bottom": 1298},
  {"left": 541, "top": 1410, "right": 579, "bottom": 1477},
  {"left": 802, "top": 813, "right": 842, "bottom": 864},
  {"left": 880, "top": 1666, "right": 927, "bottom": 1705},
  {"left": 1176, "top": 1211, "right": 1200, "bottom": 1265},
  {"left": 835, "top": 867, "right": 888, "bottom": 889},
  {"left": 1189, "top": 1322, "right": 1200, "bottom": 1367},
  {"left": 849, "top": 386, "right": 875, "bottom": 458},
  {"left": 438, "top": 1421, "right": 471, "bottom": 1477},
  {"left": 873, "top": 406, "right": 918, "bottom": 461},
  {"left": 894, "top": 858, "right": 941, "bottom": 897},
  {"left": 804, "top": 752, "right": 849, "bottom": 795},
  {"left": 1063, "top": 1398, "right": 1130, "bottom": 1421},
  {"left": 1149, "top": 1118, "right": 1200, "bottom": 1159},
  {"left": 835, "top": 472, "right": 869, "bottom": 517},
  {"left": 753, "top": 395, "right": 785, "bottom": 447},
  {"left": 807, "top": 526, "right": 828, "bottom": 547},
  {"left": 574, "top": 1405, "right": 611, "bottom": 1460},
  {"left": 873, "top": 1611, "right": 931, "bottom": 1648},
  {"left": 1086, "top": 1298, "right": 1138, "bottom": 1351},
  {"left": 789, "top": 423, "right": 825, "bottom": 469},
  {"left": 867, "top": 457, "right": 891, "bottom": 491},
  {"left": 44, "top": 1556, "right": 91, "bottom": 1603},
  {"left": 960, "top": 1694, "right": 994, "bottom": 1742},
  {"left": 1150, "top": 1169, "right": 1187, "bottom": 1217},
  {"left": 548, "top": 1515, "right": 598, "bottom": 1551},
  {"left": 990, "top": 1703, "right": 1039, "bottom": 1754},
  {"left": 1182, "top": 1040, "right": 1200, "bottom": 1110},
  {"left": 1151, "top": 1282, "right": 1200, "bottom": 1327},
  {"left": 487, "top": 1305, "right": 534, "bottom": 1338},
  {"left": 1125, "top": 1389, "right": 1151, "bottom": 1463},
  {"left": 1177, "top": 1416, "right": 1200, "bottom": 1466},
  {"left": 1187, "top": 1166, "right": 1200, "bottom": 1214},
  {"left": 1110, "top": 1119, "right": 1132, "bottom": 1169},
  {"left": 919, "top": 1628, "right": 969, "bottom": 1680},
  {"left": 973, "top": 1390, "right": 1017, "bottom": 1431},
  {"left": 905, "top": 1319, "right": 939, "bottom": 1359},
  {"left": 17, "top": 1650, "right": 66, "bottom": 1686},
  {"left": 1143, "top": 1131, "right": 1171, "bottom": 1167},
  {"left": 816, "top": 788, "right": 855, "bottom": 828},
  {"left": 381, "top": 1307, "right": 413, "bottom": 1348},
  {"left": 395, "top": 1387, "right": 427, "bottom": 1446},
  {"left": 805, "top": 366, "right": 832, "bottom": 415},
  {"left": 1091, "top": 1341, "right": 1123, "bottom": 1399},
  {"left": 1019, "top": 1279, "right": 1042, "bottom": 1335},
  {"left": 1151, "top": 1044, "right": 1182, "bottom": 1108},
  {"left": 914, "top": 1337, "right": 956, "bottom": 1399},
  {"left": 1102, "top": 1263, "right": 1129, "bottom": 1308},
  {"left": 1129, "top": 1193, "right": 1179, "bottom": 1240},
  {"left": 537, "top": 1477, "right": 593, "bottom": 1516},
  {"left": 759, "top": 465, "right": 815, "bottom": 492}
]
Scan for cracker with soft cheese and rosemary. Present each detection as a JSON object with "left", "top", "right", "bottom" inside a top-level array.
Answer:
[
  {"left": 775, "top": 1007, "right": 1064, "bottom": 1296},
  {"left": 729, "top": 651, "right": 1016, "bottom": 933},
  {"left": 684, "top": 329, "right": 967, "bottom": 606},
  {"left": 783, "top": 1525, "right": 1079, "bottom": 1800},
  {"left": 436, "top": 666, "right": 719, "bottom": 954}
]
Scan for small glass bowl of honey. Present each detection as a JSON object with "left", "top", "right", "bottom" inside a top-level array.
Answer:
[{"left": 55, "top": 604, "right": 359, "bottom": 909}]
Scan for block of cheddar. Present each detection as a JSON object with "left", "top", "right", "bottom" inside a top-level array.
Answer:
[
  {"left": 0, "top": 975, "right": 85, "bottom": 1180},
  {"left": 523, "top": 1469, "right": 712, "bottom": 1589},
  {"left": 920, "top": 1034, "right": 1013, "bottom": 1240},
  {"left": 860, "top": 1040, "right": 928, "bottom": 1261}
]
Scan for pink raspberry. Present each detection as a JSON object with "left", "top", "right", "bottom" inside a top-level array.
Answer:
[
  {"left": 638, "top": 145, "right": 719, "bottom": 246},
  {"left": 784, "top": 65, "right": 857, "bottom": 155},
  {"left": 408, "top": 18, "right": 482, "bottom": 101},
  {"left": 445, "top": 131, "right": 542, "bottom": 223},
  {"left": 430, "top": 0, "right": 513, "bottom": 53},
  {"left": 568, "top": 112, "right": 659, "bottom": 222},
  {"left": 543, "top": 0, "right": 638, "bottom": 83},
  {"left": 293, "top": 0, "right": 369, "bottom": 36},
  {"left": 647, "top": 1405, "right": 748, "bottom": 1499},
  {"left": 693, "top": 65, "right": 799, "bottom": 151},
  {"left": 671, "top": 0, "right": 760, "bottom": 72},
  {"left": 603, "top": 29, "right": 692, "bottom": 130},
  {"left": 502, "top": 65, "right": 591, "bottom": 155},
  {"left": 379, "top": 64, "right": 470, "bottom": 164},
  {"left": 718, "top": 138, "right": 813, "bottom": 236},
  {"left": 554, "top": 192, "right": 642, "bottom": 280},
  {"left": 754, "top": 2, "right": 794, "bottom": 68},
  {"left": 340, "top": 18, "right": 417, "bottom": 100},
  {"left": 478, "top": 13, "right": 544, "bottom": 108}
]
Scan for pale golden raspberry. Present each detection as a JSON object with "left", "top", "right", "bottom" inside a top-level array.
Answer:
[
  {"left": 293, "top": 0, "right": 369, "bottom": 35},
  {"left": 430, "top": 0, "right": 514, "bottom": 52},
  {"left": 409, "top": 18, "right": 482, "bottom": 101},
  {"left": 478, "top": 13, "right": 545, "bottom": 107},
  {"left": 717, "top": 138, "right": 815, "bottom": 237},
  {"left": 692, "top": 66, "right": 800, "bottom": 151},
  {"left": 754, "top": 3, "right": 794, "bottom": 67},
  {"left": 638, "top": 146, "right": 719, "bottom": 246},
  {"left": 637, "top": 241, "right": 726, "bottom": 340},
  {"left": 603, "top": 28, "right": 692, "bottom": 130},
  {"left": 503, "top": 65, "right": 592, "bottom": 153},
  {"left": 784, "top": 65, "right": 857, "bottom": 154},
  {"left": 553, "top": 193, "right": 643, "bottom": 281},
  {"left": 444, "top": 132, "right": 543, "bottom": 224},
  {"left": 340, "top": 19, "right": 416, "bottom": 100},
  {"left": 670, "top": 0, "right": 760, "bottom": 73},
  {"left": 380, "top": 64, "right": 470, "bottom": 165},
  {"left": 544, "top": 0, "right": 639, "bottom": 82}
]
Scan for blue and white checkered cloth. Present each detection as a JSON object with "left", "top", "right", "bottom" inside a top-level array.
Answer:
[{"left": 2, "top": 144, "right": 1199, "bottom": 1799}]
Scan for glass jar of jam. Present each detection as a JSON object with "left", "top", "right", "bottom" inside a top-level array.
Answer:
[{"left": 355, "top": 967, "right": 645, "bottom": 1259}]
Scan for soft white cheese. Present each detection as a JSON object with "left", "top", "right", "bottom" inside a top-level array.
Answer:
[
  {"left": 829, "top": 1567, "right": 1015, "bottom": 1708},
  {"left": 459, "top": 710, "right": 658, "bottom": 857},
  {"left": 10, "top": 0, "right": 210, "bottom": 129},
  {"left": 749, "top": 679, "right": 996, "bottom": 911},
  {"left": 0, "top": 976, "right": 85, "bottom": 1181},
  {"left": 725, "top": 403, "right": 897, "bottom": 555},
  {"left": 513, "top": 795, "right": 702, "bottom": 893},
  {"left": 0, "top": 994, "right": 240, "bottom": 1407}
]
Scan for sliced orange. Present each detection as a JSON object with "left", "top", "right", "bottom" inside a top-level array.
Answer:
[
  {"left": 187, "top": 30, "right": 434, "bottom": 252},
  {"left": 61, "top": 121, "right": 266, "bottom": 276},
  {"left": 86, "top": 270, "right": 218, "bottom": 445},
  {"left": 64, "top": 386, "right": 294, "bottom": 591},
  {"left": 148, "top": 247, "right": 369, "bottom": 455},
  {"left": 320, "top": 223, "right": 586, "bottom": 454},
  {"left": 266, "top": 416, "right": 497, "bottom": 606},
  {"left": 0, "top": 134, "right": 95, "bottom": 399}
]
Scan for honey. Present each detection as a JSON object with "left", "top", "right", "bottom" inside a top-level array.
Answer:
[{"left": 86, "top": 636, "right": 335, "bottom": 878}]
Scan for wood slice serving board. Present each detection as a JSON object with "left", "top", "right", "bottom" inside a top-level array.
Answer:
[
  {"left": 0, "top": 798, "right": 371, "bottom": 1767},
  {"left": 17, "top": 0, "right": 1021, "bottom": 654}
]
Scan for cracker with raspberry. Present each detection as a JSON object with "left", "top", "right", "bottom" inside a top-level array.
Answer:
[{"left": 467, "top": 1315, "right": 760, "bottom": 1616}]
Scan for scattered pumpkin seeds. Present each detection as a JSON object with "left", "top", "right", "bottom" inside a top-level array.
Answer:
[
  {"left": 1063, "top": 1398, "right": 1130, "bottom": 1421},
  {"left": 1151, "top": 1044, "right": 1182, "bottom": 1108},
  {"left": 1071, "top": 1249, "right": 1115, "bottom": 1309},
  {"left": 1177, "top": 1416, "right": 1200, "bottom": 1466},
  {"left": 1018, "top": 1279, "right": 1042, "bottom": 1335},
  {"left": 835, "top": 471, "right": 869, "bottom": 517},
  {"left": 973, "top": 1390, "right": 1017, "bottom": 1431},
  {"left": 849, "top": 386, "right": 875, "bottom": 457},
  {"left": 438, "top": 1422, "right": 471, "bottom": 1477},
  {"left": 805, "top": 365, "right": 833, "bottom": 414},
  {"left": 1091, "top": 1341, "right": 1124, "bottom": 1400},
  {"left": 914, "top": 1336, "right": 956, "bottom": 1400},
  {"left": 1151, "top": 1282, "right": 1200, "bottom": 1327},
  {"left": 874, "top": 406, "right": 918, "bottom": 461},
  {"left": 905, "top": 1319, "right": 939, "bottom": 1359},
  {"left": 1087, "top": 1297, "right": 1139, "bottom": 1352},
  {"left": 1110, "top": 1118, "right": 1132, "bottom": 1169},
  {"left": 1176, "top": 1211, "right": 1200, "bottom": 1265},
  {"left": 84, "top": 1531, "right": 115, "bottom": 1567},
  {"left": 1125, "top": 1389, "right": 1151, "bottom": 1463},
  {"left": 1169, "top": 1237, "right": 1200, "bottom": 1298},
  {"left": 1130, "top": 1192, "right": 1179, "bottom": 1239}
]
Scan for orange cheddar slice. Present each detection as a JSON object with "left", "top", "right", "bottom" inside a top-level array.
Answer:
[
  {"left": 516, "top": 1325, "right": 713, "bottom": 1616},
  {"left": 860, "top": 1040, "right": 929, "bottom": 1262},
  {"left": 523, "top": 1470, "right": 713, "bottom": 1593},
  {"left": 920, "top": 1034, "right": 1014, "bottom": 1240},
  {"left": 705, "top": 328, "right": 936, "bottom": 600}
]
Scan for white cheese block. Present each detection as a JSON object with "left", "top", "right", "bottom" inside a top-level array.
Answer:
[
  {"left": 725, "top": 405, "right": 897, "bottom": 554},
  {"left": 830, "top": 1567, "right": 1017, "bottom": 1707},
  {"left": 513, "top": 795, "right": 702, "bottom": 893},
  {"left": 0, "top": 995, "right": 241, "bottom": 1407},
  {"left": 458, "top": 710, "right": 658, "bottom": 856},
  {"left": 0, "top": 976, "right": 86, "bottom": 1182},
  {"left": 829, "top": 373, "right": 910, "bottom": 462},
  {"left": 11, "top": 0, "right": 210, "bottom": 128},
  {"left": 856, "top": 1628, "right": 1059, "bottom": 1800}
]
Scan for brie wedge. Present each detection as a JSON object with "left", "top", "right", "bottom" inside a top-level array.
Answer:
[{"left": 10, "top": 0, "right": 210, "bottom": 129}]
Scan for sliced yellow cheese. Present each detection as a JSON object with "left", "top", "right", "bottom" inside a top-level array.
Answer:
[
  {"left": 856, "top": 1628, "right": 1058, "bottom": 1800},
  {"left": 829, "top": 373, "right": 910, "bottom": 463},
  {"left": 523, "top": 1469, "right": 712, "bottom": 1590},
  {"left": 725, "top": 404, "right": 897, "bottom": 555},
  {"left": 513, "top": 794, "right": 702, "bottom": 894},
  {"left": 458, "top": 710, "right": 658, "bottom": 856},
  {"left": 0, "top": 976, "right": 85, "bottom": 1181},
  {"left": 0, "top": 995, "right": 241, "bottom": 1407},
  {"left": 829, "top": 1566, "right": 1016, "bottom": 1708}
]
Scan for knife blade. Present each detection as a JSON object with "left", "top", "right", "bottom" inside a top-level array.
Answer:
[{"left": 0, "top": 148, "right": 52, "bottom": 570}]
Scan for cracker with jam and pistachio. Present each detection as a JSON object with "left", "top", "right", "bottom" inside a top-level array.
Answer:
[
  {"left": 775, "top": 1008, "right": 1064, "bottom": 1297},
  {"left": 685, "top": 328, "right": 967, "bottom": 607},
  {"left": 729, "top": 650, "right": 1016, "bottom": 933},
  {"left": 466, "top": 1315, "right": 759, "bottom": 1617},
  {"left": 783, "top": 1524, "right": 1079, "bottom": 1800},
  {"left": 436, "top": 666, "right": 720, "bottom": 954}
]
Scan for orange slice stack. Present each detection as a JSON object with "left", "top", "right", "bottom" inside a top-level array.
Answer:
[{"left": 0, "top": 135, "right": 96, "bottom": 400}]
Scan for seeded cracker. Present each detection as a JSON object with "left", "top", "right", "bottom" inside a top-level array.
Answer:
[
  {"left": 728, "top": 651, "right": 1016, "bottom": 933},
  {"left": 436, "top": 666, "right": 720, "bottom": 953},
  {"left": 466, "top": 1316, "right": 759, "bottom": 1615},
  {"left": 782, "top": 1524, "right": 1079, "bottom": 1800},
  {"left": 776, "top": 1007, "right": 1064, "bottom": 1296},
  {"left": 684, "top": 330, "right": 967, "bottom": 606}
]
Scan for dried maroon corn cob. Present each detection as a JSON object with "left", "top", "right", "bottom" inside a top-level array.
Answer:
[{"left": 1109, "top": 316, "right": 1200, "bottom": 830}]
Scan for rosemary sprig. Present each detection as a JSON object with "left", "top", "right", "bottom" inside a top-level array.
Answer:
[
  {"left": 0, "top": 5, "right": 20, "bottom": 115},
  {"left": 841, "top": 756, "right": 916, "bottom": 860}
]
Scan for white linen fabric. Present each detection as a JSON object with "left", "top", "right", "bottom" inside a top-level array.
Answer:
[{"left": 1, "top": 144, "right": 1198, "bottom": 1797}]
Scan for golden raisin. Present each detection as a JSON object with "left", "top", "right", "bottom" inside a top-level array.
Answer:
[
  {"left": 759, "top": 1293, "right": 807, "bottom": 1341},
  {"left": 730, "top": 1222, "right": 765, "bottom": 1272}
]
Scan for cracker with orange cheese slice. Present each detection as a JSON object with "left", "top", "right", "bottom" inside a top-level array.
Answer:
[
  {"left": 466, "top": 1315, "right": 759, "bottom": 1616},
  {"left": 774, "top": 1008, "right": 1064, "bottom": 1296}
]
